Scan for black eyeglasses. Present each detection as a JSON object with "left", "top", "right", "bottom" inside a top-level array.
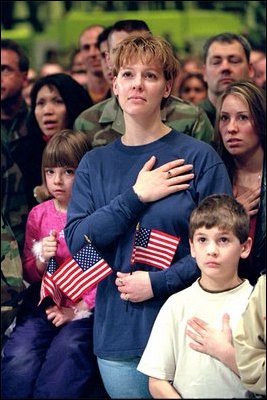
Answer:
[{"left": 1, "top": 65, "right": 19, "bottom": 76}]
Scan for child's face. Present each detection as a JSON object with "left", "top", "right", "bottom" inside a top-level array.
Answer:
[
  {"left": 189, "top": 226, "right": 251, "bottom": 287},
  {"left": 45, "top": 166, "right": 75, "bottom": 205}
]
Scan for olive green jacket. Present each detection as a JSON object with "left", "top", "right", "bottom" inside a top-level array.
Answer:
[
  {"left": 1, "top": 214, "right": 26, "bottom": 341},
  {"left": 74, "top": 95, "right": 214, "bottom": 148}
]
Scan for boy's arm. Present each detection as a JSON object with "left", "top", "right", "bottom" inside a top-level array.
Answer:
[{"left": 149, "top": 377, "right": 181, "bottom": 399}]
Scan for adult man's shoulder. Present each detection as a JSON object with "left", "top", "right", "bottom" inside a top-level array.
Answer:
[
  {"left": 164, "top": 96, "right": 214, "bottom": 143},
  {"left": 74, "top": 95, "right": 215, "bottom": 147},
  {"left": 76, "top": 98, "right": 113, "bottom": 122},
  {"left": 74, "top": 97, "right": 123, "bottom": 147},
  {"left": 1, "top": 213, "right": 26, "bottom": 337}
]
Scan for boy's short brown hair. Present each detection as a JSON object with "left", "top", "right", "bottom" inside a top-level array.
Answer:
[{"left": 189, "top": 194, "right": 250, "bottom": 244}]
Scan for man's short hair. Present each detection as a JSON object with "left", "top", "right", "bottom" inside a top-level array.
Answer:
[
  {"left": 203, "top": 32, "right": 251, "bottom": 63},
  {"left": 97, "top": 26, "right": 113, "bottom": 49},
  {"left": 110, "top": 19, "right": 151, "bottom": 36},
  {"left": 1, "top": 38, "right": 29, "bottom": 72}
]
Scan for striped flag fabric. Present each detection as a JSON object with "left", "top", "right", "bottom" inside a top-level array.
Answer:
[
  {"left": 51, "top": 242, "right": 112, "bottom": 302},
  {"left": 38, "top": 257, "right": 62, "bottom": 306},
  {"left": 130, "top": 227, "right": 180, "bottom": 270}
]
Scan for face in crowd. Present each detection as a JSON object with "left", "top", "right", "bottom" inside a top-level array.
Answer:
[
  {"left": 79, "top": 25, "right": 104, "bottom": 76},
  {"left": 1, "top": 47, "right": 28, "bottom": 105},
  {"left": 204, "top": 39, "right": 253, "bottom": 99},
  {"left": 218, "top": 93, "right": 261, "bottom": 158},
  {"left": 179, "top": 74, "right": 207, "bottom": 104},
  {"left": 35, "top": 84, "right": 68, "bottom": 140}
]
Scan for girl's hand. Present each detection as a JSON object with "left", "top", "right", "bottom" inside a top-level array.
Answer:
[
  {"left": 41, "top": 230, "right": 58, "bottom": 262},
  {"left": 35, "top": 230, "right": 58, "bottom": 274},
  {"left": 133, "top": 156, "right": 194, "bottom": 203},
  {"left": 46, "top": 305, "right": 75, "bottom": 327}
]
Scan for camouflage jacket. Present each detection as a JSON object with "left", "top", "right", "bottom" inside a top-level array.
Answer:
[
  {"left": 74, "top": 95, "right": 214, "bottom": 148},
  {"left": 1, "top": 214, "right": 26, "bottom": 338},
  {"left": 1, "top": 101, "right": 41, "bottom": 253},
  {"left": 1, "top": 141, "right": 29, "bottom": 255},
  {"left": 199, "top": 97, "right": 216, "bottom": 127}
]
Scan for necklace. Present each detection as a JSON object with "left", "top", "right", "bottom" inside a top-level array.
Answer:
[{"left": 234, "top": 171, "right": 262, "bottom": 189}]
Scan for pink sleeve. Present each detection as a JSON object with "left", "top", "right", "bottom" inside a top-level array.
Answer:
[
  {"left": 22, "top": 208, "right": 43, "bottom": 283},
  {"left": 82, "top": 286, "right": 97, "bottom": 310}
]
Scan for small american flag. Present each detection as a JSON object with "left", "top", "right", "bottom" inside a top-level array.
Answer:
[
  {"left": 39, "top": 257, "right": 62, "bottom": 306},
  {"left": 51, "top": 242, "right": 112, "bottom": 302},
  {"left": 131, "top": 227, "right": 180, "bottom": 270}
]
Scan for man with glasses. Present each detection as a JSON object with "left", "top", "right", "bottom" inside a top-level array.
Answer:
[{"left": 79, "top": 24, "right": 111, "bottom": 105}]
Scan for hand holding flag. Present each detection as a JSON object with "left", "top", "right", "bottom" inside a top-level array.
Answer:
[
  {"left": 51, "top": 235, "right": 112, "bottom": 302},
  {"left": 38, "top": 256, "right": 62, "bottom": 306}
]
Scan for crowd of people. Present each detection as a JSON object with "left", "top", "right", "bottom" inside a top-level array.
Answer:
[{"left": 1, "top": 17, "right": 266, "bottom": 400}]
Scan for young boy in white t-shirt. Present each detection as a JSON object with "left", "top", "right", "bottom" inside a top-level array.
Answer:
[{"left": 138, "top": 194, "right": 253, "bottom": 399}]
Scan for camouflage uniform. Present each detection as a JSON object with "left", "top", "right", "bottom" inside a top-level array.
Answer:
[
  {"left": 1, "top": 101, "right": 40, "bottom": 253},
  {"left": 74, "top": 95, "right": 214, "bottom": 148},
  {"left": 1, "top": 141, "right": 29, "bottom": 255},
  {"left": 1, "top": 214, "right": 26, "bottom": 342},
  {"left": 199, "top": 97, "right": 216, "bottom": 127}
]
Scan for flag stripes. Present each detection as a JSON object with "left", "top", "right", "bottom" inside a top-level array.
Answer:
[{"left": 131, "top": 227, "right": 180, "bottom": 270}]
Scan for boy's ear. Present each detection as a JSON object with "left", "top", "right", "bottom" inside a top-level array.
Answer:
[
  {"left": 240, "top": 237, "right": 253, "bottom": 259},
  {"left": 189, "top": 239, "right": 196, "bottom": 258}
]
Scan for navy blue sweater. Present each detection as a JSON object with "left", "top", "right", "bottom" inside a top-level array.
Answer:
[{"left": 65, "top": 130, "right": 232, "bottom": 358}]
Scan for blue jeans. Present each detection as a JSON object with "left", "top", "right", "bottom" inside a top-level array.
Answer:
[
  {"left": 1, "top": 284, "right": 98, "bottom": 399},
  {"left": 97, "top": 357, "right": 152, "bottom": 399}
]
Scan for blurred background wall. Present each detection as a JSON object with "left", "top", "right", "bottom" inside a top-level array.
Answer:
[{"left": 1, "top": 1, "right": 266, "bottom": 70}]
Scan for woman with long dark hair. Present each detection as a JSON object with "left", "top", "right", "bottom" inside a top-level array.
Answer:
[{"left": 27, "top": 73, "right": 92, "bottom": 202}]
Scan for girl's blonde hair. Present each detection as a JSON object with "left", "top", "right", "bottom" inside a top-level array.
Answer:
[{"left": 112, "top": 33, "right": 180, "bottom": 83}]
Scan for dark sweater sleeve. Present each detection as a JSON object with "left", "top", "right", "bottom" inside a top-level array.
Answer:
[
  {"left": 150, "top": 254, "right": 200, "bottom": 297},
  {"left": 65, "top": 159, "right": 147, "bottom": 254}
]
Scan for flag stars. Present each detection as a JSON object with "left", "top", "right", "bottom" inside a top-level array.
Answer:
[
  {"left": 47, "top": 258, "right": 58, "bottom": 274},
  {"left": 74, "top": 245, "right": 102, "bottom": 271}
]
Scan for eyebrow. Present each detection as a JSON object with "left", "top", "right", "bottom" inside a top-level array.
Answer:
[{"left": 221, "top": 110, "right": 249, "bottom": 114}]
